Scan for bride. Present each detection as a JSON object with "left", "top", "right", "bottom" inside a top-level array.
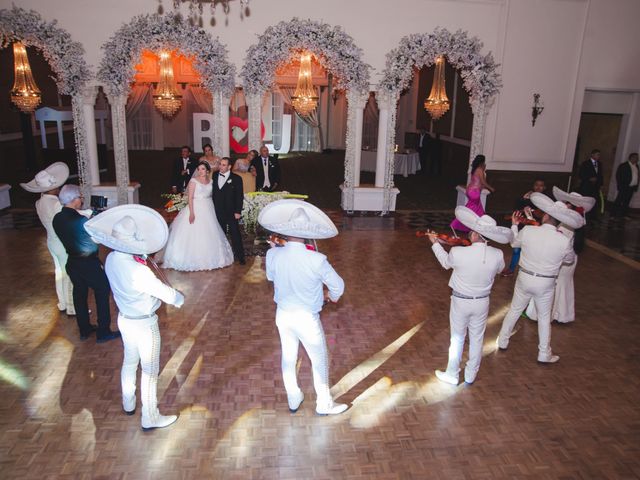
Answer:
[{"left": 162, "top": 161, "right": 234, "bottom": 271}]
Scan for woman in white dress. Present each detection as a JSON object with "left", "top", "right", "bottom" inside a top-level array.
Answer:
[{"left": 162, "top": 162, "right": 234, "bottom": 271}]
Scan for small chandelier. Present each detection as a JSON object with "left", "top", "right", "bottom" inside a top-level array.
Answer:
[
  {"left": 152, "top": 50, "right": 183, "bottom": 118},
  {"left": 10, "top": 42, "right": 42, "bottom": 114},
  {"left": 291, "top": 52, "right": 318, "bottom": 116},
  {"left": 424, "top": 55, "right": 450, "bottom": 120},
  {"left": 173, "top": 0, "right": 251, "bottom": 18}
]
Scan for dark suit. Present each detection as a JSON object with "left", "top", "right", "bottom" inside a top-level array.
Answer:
[
  {"left": 613, "top": 161, "right": 639, "bottom": 217},
  {"left": 212, "top": 171, "right": 245, "bottom": 263},
  {"left": 172, "top": 156, "right": 199, "bottom": 193},
  {"left": 250, "top": 155, "right": 281, "bottom": 191},
  {"left": 578, "top": 158, "right": 603, "bottom": 217},
  {"left": 416, "top": 132, "right": 430, "bottom": 174}
]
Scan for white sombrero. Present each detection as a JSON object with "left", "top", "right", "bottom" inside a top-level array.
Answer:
[
  {"left": 552, "top": 186, "right": 596, "bottom": 213},
  {"left": 530, "top": 192, "right": 585, "bottom": 229},
  {"left": 454, "top": 206, "right": 513, "bottom": 244},
  {"left": 20, "top": 162, "right": 69, "bottom": 193},
  {"left": 83, "top": 204, "right": 169, "bottom": 255},
  {"left": 258, "top": 199, "right": 338, "bottom": 239}
]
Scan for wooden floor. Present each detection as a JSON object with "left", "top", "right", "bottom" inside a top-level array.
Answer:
[{"left": 1, "top": 218, "right": 639, "bottom": 479}]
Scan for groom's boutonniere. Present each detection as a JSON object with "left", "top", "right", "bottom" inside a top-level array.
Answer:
[{"left": 226, "top": 179, "right": 232, "bottom": 184}]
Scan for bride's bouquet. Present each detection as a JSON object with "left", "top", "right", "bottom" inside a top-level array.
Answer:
[{"left": 161, "top": 193, "right": 188, "bottom": 212}]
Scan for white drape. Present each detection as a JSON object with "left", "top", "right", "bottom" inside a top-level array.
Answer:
[
  {"left": 126, "top": 85, "right": 153, "bottom": 150},
  {"left": 278, "top": 86, "right": 321, "bottom": 152},
  {"left": 126, "top": 85, "right": 150, "bottom": 117},
  {"left": 190, "top": 86, "right": 213, "bottom": 113}
]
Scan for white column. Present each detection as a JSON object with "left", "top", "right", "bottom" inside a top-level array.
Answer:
[
  {"left": 247, "top": 92, "right": 263, "bottom": 151},
  {"left": 219, "top": 92, "right": 231, "bottom": 157},
  {"left": 354, "top": 107, "right": 364, "bottom": 187},
  {"left": 375, "top": 98, "right": 390, "bottom": 188},
  {"left": 109, "top": 94, "right": 131, "bottom": 205},
  {"left": 82, "top": 86, "right": 100, "bottom": 185}
]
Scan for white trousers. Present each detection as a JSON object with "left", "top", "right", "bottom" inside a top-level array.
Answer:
[
  {"left": 445, "top": 296, "right": 490, "bottom": 384},
  {"left": 47, "top": 238, "right": 74, "bottom": 314},
  {"left": 118, "top": 314, "right": 161, "bottom": 420},
  {"left": 498, "top": 272, "right": 556, "bottom": 357},
  {"left": 526, "top": 257, "right": 577, "bottom": 323},
  {"left": 275, "top": 308, "right": 332, "bottom": 408}
]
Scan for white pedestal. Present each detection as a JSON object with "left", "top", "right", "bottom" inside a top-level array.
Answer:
[
  {"left": 455, "top": 185, "right": 491, "bottom": 210},
  {"left": 340, "top": 185, "right": 400, "bottom": 212},
  {"left": 0, "top": 184, "right": 11, "bottom": 209},
  {"left": 91, "top": 183, "right": 141, "bottom": 208}
]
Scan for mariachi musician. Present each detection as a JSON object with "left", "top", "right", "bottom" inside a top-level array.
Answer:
[{"left": 426, "top": 207, "right": 512, "bottom": 385}]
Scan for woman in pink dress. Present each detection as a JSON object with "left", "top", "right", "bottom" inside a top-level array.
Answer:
[{"left": 451, "top": 155, "right": 495, "bottom": 232}]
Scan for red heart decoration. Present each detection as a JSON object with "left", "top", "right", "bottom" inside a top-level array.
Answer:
[{"left": 229, "top": 116, "right": 265, "bottom": 153}]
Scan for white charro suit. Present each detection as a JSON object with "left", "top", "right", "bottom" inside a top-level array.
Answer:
[
  {"left": 498, "top": 224, "right": 575, "bottom": 360},
  {"left": 431, "top": 242, "right": 505, "bottom": 383}
]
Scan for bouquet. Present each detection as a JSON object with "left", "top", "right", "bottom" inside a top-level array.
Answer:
[
  {"left": 161, "top": 193, "right": 188, "bottom": 212},
  {"left": 242, "top": 191, "right": 308, "bottom": 232}
]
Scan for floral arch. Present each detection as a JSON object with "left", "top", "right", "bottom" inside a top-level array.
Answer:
[
  {"left": 378, "top": 28, "right": 502, "bottom": 212},
  {"left": 98, "top": 12, "right": 236, "bottom": 203},
  {"left": 0, "top": 6, "right": 92, "bottom": 190},
  {"left": 241, "top": 18, "right": 371, "bottom": 211}
]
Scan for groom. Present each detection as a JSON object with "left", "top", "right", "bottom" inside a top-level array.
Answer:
[{"left": 212, "top": 157, "right": 246, "bottom": 265}]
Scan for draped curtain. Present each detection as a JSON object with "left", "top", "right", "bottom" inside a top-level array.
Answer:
[
  {"left": 126, "top": 85, "right": 149, "bottom": 117},
  {"left": 277, "top": 85, "right": 322, "bottom": 153},
  {"left": 126, "top": 85, "right": 153, "bottom": 150},
  {"left": 190, "top": 85, "right": 213, "bottom": 113},
  {"left": 363, "top": 93, "right": 379, "bottom": 149}
]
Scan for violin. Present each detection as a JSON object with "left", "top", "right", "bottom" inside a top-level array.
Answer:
[
  {"left": 504, "top": 208, "right": 543, "bottom": 226},
  {"left": 268, "top": 234, "right": 317, "bottom": 251},
  {"left": 416, "top": 231, "right": 471, "bottom": 247}
]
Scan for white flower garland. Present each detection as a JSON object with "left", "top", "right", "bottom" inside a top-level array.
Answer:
[
  {"left": 0, "top": 6, "right": 91, "bottom": 95},
  {"left": 98, "top": 12, "right": 235, "bottom": 97},
  {"left": 378, "top": 28, "right": 501, "bottom": 113},
  {"left": 241, "top": 17, "right": 370, "bottom": 96}
]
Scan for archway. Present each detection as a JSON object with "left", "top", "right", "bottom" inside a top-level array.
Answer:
[
  {"left": 240, "top": 18, "right": 370, "bottom": 211},
  {"left": 98, "top": 11, "right": 235, "bottom": 203},
  {"left": 0, "top": 6, "right": 92, "bottom": 195},
  {"left": 378, "top": 28, "right": 501, "bottom": 212}
]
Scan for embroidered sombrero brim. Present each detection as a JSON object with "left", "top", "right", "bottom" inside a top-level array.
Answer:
[
  {"left": 531, "top": 192, "right": 585, "bottom": 229},
  {"left": 258, "top": 199, "right": 338, "bottom": 239},
  {"left": 552, "top": 186, "right": 596, "bottom": 213},
  {"left": 455, "top": 206, "right": 513, "bottom": 244},
  {"left": 20, "top": 162, "right": 69, "bottom": 193}
]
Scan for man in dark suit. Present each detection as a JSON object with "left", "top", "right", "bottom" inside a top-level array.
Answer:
[
  {"left": 250, "top": 146, "right": 281, "bottom": 192},
  {"left": 172, "top": 146, "right": 199, "bottom": 193},
  {"left": 612, "top": 152, "right": 639, "bottom": 218},
  {"left": 416, "top": 129, "right": 431, "bottom": 175},
  {"left": 212, "top": 157, "right": 245, "bottom": 265},
  {"left": 578, "top": 149, "right": 604, "bottom": 217}
]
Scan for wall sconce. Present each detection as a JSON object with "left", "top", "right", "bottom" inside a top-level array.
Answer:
[{"left": 531, "top": 93, "right": 544, "bottom": 126}]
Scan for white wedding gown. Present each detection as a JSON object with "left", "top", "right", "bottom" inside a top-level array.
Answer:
[{"left": 162, "top": 179, "right": 234, "bottom": 271}]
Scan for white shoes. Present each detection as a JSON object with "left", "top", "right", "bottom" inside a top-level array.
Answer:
[
  {"left": 537, "top": 354, "right": 560, "bottom": 364},
  {"left": 435, "top": 370, "right": 459, "bottom": 386},
  {"left": 287, "top": 390, "right": 304, "bottom": 413},
  {"left": 141, "top": 413, "right": 178, "bottom": 431},
  {"left": 315, "top": 402, "right": 348, "bottom": 416},
  {"left": 123, "top": 396, "right": 136, "bottom": 415}
]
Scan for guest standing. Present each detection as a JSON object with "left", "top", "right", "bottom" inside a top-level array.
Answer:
[
  {"left": 260, "top": 199, "right": 348, "bottom": 415},
  {"left": 212, "top": 158, "right": 246, "bottom": 265},
  {"left": 416, "top": 129, "right": 430, "bottom": 174},
  {"left": 199, "top": 143, "right": 221, "bottom": 176},
  {"left": 20, "top": 162, "right": 75, "bottom": 315},
  {"left": 52, "top": 185, "right": 120, "bottom": 343},
  {"left": 578, "top": 149, "right": 604, "bottom": 217},
  {"left": 172, "top": 146, "right": 199, "bottom": 193},
  {"left": 233, "top": 149, "right": 257, "bottom": 194},
  {"left": 250, "top": 146, "right": 281, "bottom": 192},
  {"left": 612, "top": 152, "right": 639, "bottom": 218},
  {"left": 451, "top": 155, "right": 495, "bottom": 232},
  {"left": 429, "top": 207, "right": 511, "bottom": 385}
]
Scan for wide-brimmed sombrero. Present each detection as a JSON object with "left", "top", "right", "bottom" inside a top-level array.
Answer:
[
  {"left": 84, "top": 204, "right": 169, "bottom": 255},
  {"left": 20, "top": 162, "right": 69, "bottom": 193},
  {"left": 454, "top": 206, "right": 513, "bottom": 244},
  {"left": 258, "top": 199, "right": 338, "bottom": 239},
  {"left": 552, "top": 186, "right": 596, "bottom": 213},
  {"left": 530, "top": 192, "right": 585, "bottom": 229}
]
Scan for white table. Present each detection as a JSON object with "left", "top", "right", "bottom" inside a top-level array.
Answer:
[{"left": 360, "top": 150, "right": 421, "bottom": 177}]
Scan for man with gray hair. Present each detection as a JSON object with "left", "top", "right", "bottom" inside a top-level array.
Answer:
[{"left": 52, "top": 185, "right": 120, "bottom": 343}]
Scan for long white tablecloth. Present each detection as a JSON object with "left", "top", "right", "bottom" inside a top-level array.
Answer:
[{"left": 360, "top": 150, "right": 421, "bottom": 177}]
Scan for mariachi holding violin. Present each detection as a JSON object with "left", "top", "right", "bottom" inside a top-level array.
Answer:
[{"left": 416, "top": 230, "right": 472, "bottom": 247}]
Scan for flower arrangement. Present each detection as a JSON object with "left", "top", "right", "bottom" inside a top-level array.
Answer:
[
  {"left": 242, "top": 191, "right": 308, "bottom": 232},
  {"left": 0, "top": 6, "right": 91, "bottom": 95},
  {"left": 241, "top": 18, "right": 370, "bottom": 96},
  {"left": 161, "top": 193, "right": 188, "bottom": 212},
  {"left": 98, "top": 12, "right": 235, "bottom": 97},
  {"left": 378, "top": 28, "right": 501, "bottom": 112}
]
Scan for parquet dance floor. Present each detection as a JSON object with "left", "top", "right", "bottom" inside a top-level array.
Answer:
[{"left": 1, "top": 216, "right": 639, "bottom": 479}]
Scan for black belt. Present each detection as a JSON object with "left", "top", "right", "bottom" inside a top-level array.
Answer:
[
  {"left": 452, "top": 290, "right": 490, "bottom": 300},
  {"left": 520, "top": 267, "right": 557, "bottom": 279}
]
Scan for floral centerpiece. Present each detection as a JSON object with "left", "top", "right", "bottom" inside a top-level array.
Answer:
[
  {"left": 161, "top": 193, "right": 188, "bottom": 212},
  {"left": 242, "top": 191, "right": 308, "bottom": 233}
]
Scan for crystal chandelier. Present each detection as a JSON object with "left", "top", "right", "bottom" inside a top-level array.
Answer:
[
  {"left": 173, "top": 0, "right": 250, "bottom": 17},
  {"left": 10, "top": 42, "right": 42, "bottom": 114},
  {"left": 424, "top": 55, "right": 450, "bottom": 120},
  {"left": 152, "top": 50, "right": 183, "bottom": 118},
  {"left": 291, "top": 53, "right": 318, "bottom": 116}
]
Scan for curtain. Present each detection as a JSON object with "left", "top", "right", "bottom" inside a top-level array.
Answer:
[
  {"left": 190, "top": 85, "right": 213, "bottom": 113},
  {"left": 126, "top": 85, "right": 153, "bottom": 150},
  {"left": 126, "top": 85, "right": 150, "bottom": 117},
  {"left": 363, "top": 94, "right": 379, "bottom": 149},
  {"left": 278, "top": 86, "right": 322, "bottom": 152}
]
